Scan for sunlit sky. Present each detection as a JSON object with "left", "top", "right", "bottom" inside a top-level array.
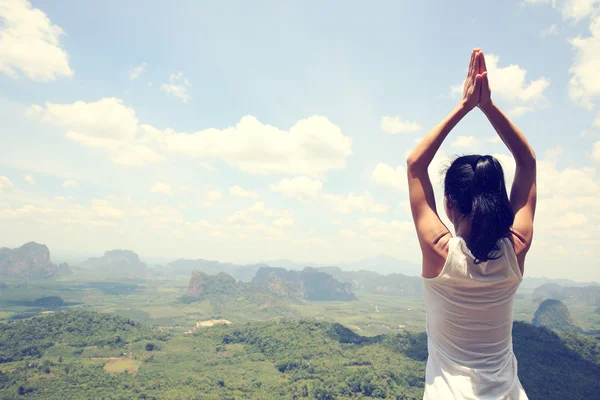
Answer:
[{"left": 1, "top": 0, "right": 599, "bottom": 281}]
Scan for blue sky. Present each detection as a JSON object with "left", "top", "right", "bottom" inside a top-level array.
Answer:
[{"left": 1, "top": 0, "right": 599, "bottom": 281}]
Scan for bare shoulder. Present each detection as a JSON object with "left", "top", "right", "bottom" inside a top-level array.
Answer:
[{"left": 421, "top": 230, "right": 452, "bottom": 279}]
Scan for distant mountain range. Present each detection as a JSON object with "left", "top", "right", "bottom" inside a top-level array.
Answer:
[
  {"left": 183, "top": 266, "right": 357, "bottom": 303},
  {"left": 313, "top": 266, "right": 422, "bottom": 296},
  {"left": 0, "top": 242, "right": 70, "bottom": 280},
  {"left": 262, "top": 254, "right": 422, "bottom": 277},
  {"left": 533, "top": 283, "right": 600, "bottom": 306},
  {"left": 253, "top": 267, "right": 357, "bottom": 301},
  {"left": 81, "top": 249, "right": 149, "bottom": 276},
  {"left": 166, "top": 259, "right": 264, "bottom": 282},
  {"left": 4, "top": 242, "right": 599, "bottom": 292},
  {"left": 520, "top": 277, "right": 600, "bottom": 290}
]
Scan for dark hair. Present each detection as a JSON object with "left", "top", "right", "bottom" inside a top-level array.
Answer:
[{"left": 444, "top": 155, "right": 514, "bottom": 264}]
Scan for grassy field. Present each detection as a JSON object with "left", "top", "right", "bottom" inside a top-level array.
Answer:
[{"left": 103, "top": 359, "right": 141, "bottom": 374}]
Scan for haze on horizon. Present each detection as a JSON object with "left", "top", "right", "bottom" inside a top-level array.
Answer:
[{"left": 1, "top": 0, "right": 600, "bottom": 281}]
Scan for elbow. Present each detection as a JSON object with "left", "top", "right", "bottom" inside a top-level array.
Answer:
[
  {"left": 406, "top": 154, "right": 415, "bottom": 169},
  {"left": 517, "top": 148, "right": 536, "bottom": 168},
  {"left": 406, "top": 154, "right": 425, "bottom": 173}
]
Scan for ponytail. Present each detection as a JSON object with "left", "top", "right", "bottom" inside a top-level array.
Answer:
[{"left": 444, "top": 155, "right": 515, "bottom": 264}]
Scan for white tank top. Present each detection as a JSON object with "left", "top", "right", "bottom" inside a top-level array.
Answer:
[{"left": 422, "top": 236, "right": 528, "bottom": 400}]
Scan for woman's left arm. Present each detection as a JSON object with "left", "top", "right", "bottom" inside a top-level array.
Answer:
[{"left": 406, "top": 49, "right": 481, "bottom": 276}]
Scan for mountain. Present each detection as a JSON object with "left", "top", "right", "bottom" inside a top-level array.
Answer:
[
  {"left": 532, "top": 299, "right": 582, "bottom": 334},
  {"left": 533, "top": 283, "right": 600, "bottom": 306},
  {"left": 260, "top": 255, "right": 421, "bottom": 276},
  {"left": 259, "top": 259, "right": 316, "bottom": 270},
  {"left": 183, "top": 267, "right": 356, "bottom": 303},
  {"left": 253, "top": 267, "right": 357, "bottom": 301},
  {"left": 339, "top": 254, "right": 421, "bottom": 276},
  {"left": 314, "top": 266, "right": 422, "bottom": 296},
  {"left": 0, "top": 242, "right": 70, "bottom": 280},
  {"left": 520, "top": 276, "right": 600, "bottom": 290},
  {"left": 81, "top": 249, "right": 148, "bottom": 275},
  {"left": 186, "top": 270, "right": 238, "bottom": 298},
  {"left": 166, "top": 259, "right": 265, "bottom": 282}
]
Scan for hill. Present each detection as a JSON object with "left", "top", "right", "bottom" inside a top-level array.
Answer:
[
  {"left": 185, "top": 270, "right": 238, "bottom": 299},
  {"left": 0, "top": 311, "right": 598, "bottom": 399},
  {"left": 532, "top": 299, "right": 582, "bottom": 334},
  {"left": 166, "top": 258, "right": 265, "bottom": 281},
  {"left": 520, "top": 277, "right": 600, "bottom": 290},
  {"left": 182, "top": 267, "right": 351, "bottom": 304},
  {"left": 533, "top": 283, "right": 600, "bottom": 306},
  {"left": 315, "top": 266, "right": 422, "bottom": 296},
  {"left": 81, "top": 249, "right": 148, "bottom": 276},
  {"left": 340, "top": 254, "right": 421, "bottom": 276},
  {"left": 0, "top": 242, "right": 70, "bottom": 280},
  {"left": 253, "top": 267, "right": 357, "bottom": 301}
]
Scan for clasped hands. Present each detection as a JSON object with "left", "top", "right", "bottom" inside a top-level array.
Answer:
[{"left": 462, "top": 48, "right": 492, "bottom": 112}]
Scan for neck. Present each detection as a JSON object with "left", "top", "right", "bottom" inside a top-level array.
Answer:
[{"left": 454, "top": 216, "right": 471, "bottom": 238}]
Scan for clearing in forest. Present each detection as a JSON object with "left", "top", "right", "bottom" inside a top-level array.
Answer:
[{"left": 103, "top": 359, "right": 141, "bottom": 374}]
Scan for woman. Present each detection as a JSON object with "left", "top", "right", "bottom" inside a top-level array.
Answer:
[{"left": 407, "top": 49, "right": 536, "bottom": 399}]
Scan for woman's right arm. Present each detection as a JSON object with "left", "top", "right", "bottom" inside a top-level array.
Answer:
[
  {"left": 477, "top": 51, "right": 536, "bottom": 273},
  {"left": 480, "top": 98, "right": 537, "bottom": 269}
]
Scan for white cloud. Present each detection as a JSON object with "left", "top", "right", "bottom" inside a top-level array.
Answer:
[
  {"left": 552, "top": 211, "right": 589, "bottom": 228},
  {"left": 270, "top": 176, "right": 323, "bottom": 200},
  {"left": 0, "top": 0, "right": 73, "bottom": 81},
  {"left": 0, "top": 176, "right": 13, "bottom": 191},
  {"left": 129, "top": 62, "right": 146, "bottom": 80},
  {"left": 219, "top": 202, "right": 292, "bottom": 239},
  {"left": 323, "top": 192, "right": 389, "bottom": 214},
  {"left": 295, "top": 238, "right": 326, "bottom": 245},
  {"left": 593, "top": 141, "right": 600, "bottom": 162},
  {"left": 381, "top": 116, "right": 423, "bottom": 134},
  {"left": 487, "top": 136, "right": 502, "bottom": 144},
  {"left": 450, "top": 136, "right": 478, "bottom": 150},
  {"left": 226, "top": 202, "right": 292, "bottom": 225},
  {"left": 371, "top": 163, "right": 407, "bottom": 192},
  {"left": 54, "top": 196, "right": 65, "bottom": 201},
  {"left": 524, "top": 0, "right": 600, "bottom": 21},
  {"left": 91, "top": 199, "right": 123, "bottom": 219},
  {"left": 508, "top": 106, "right": 533, "bottom": 118},
  {"left": 540, "top": 24, "right": 560, "bottom": 37},
  {"left": 29, "top": 97, "right": 350, "bottom": 174},
  {"left": 146, "top": 115, "right": 352, "bottom": 176},
  {"left": 273, "top": 217, "right": 294, "bottom": 228},
  {"left": 22, "top": 174, "right": 35, "bottom": 184},
  {"left": 569, "top": 15, "right": 600, "bottom": 109},
  {"left": 331, "top": 219, "right": 343, "bottom": 225},
  {"left": 143, "top": 206, "right": 182, "bottom": 228},
  {"left": 545, "top": 146, "right": 564, "bottom": 161},
  {"left": 160, "top": 71, "right": 192, "bottom": 103},
  {"left": 451, "top": 54, "right": 549, "bottom": 112},
  {"left": 61, "top": 179, "right": 77, "bottom": 188},
  {"left": 340, "top": 229, "right": 357, "bottom": 238},
  {"left": 370, "top": 204, "right": 390, "bottom": 213},
  {"left": 355, "top": 218, "right": 413, "bottom": 241},
  {"left": 150, "top": 182, "right": 173, "bottom": 196},
  {"left": 203, "top": 190, "right": 222, "bottom": 207},
  {"left": 229, "top": 185, "right": 260, "bottom": 199},
  {"left": 26, "top": 98, "right": 137, "bottom": 141},
  {"left": 26, "top": 98, "right": 164, "bottom": 166}
]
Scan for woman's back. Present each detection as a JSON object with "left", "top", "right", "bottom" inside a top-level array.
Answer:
[{"left": 422, "top": 237, "right": 528, "bottom": 399}]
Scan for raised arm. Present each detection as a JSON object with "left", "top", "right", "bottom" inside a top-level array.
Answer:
[
  {"left": 407, "top": 49, "right": 482, "bottom": 278},
  {"left": 477, "top": 51, "right": 537, "bottom": 268}
]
